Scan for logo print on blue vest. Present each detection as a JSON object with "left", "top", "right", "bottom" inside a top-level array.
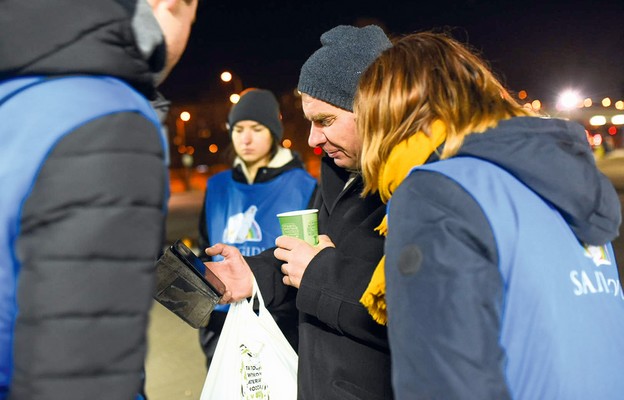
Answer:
[
  {"left": 222, "top": 205, "right": 262, "bottom": 244},
  {"left": 583, "top": 244, "right": 612, "bottom": 267}
]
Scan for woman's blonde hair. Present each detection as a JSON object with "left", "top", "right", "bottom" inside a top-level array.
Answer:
[{"left": 356, "top": 31, "right": 535, "bottom": 195}]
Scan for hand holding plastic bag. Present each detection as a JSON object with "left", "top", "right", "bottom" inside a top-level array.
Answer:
[{"left": 200, "top": 278, "right": 298, "bottom": 399}]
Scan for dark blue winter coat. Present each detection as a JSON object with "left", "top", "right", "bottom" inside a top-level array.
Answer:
[{"left": 386, "top": 117, "right": 623, "bottom": 399}]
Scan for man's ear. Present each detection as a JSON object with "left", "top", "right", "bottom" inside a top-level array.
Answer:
[
  {"left": 161, "top": 0, "right": 180, "bottom": 10},
  {"left": 147, "top": 0, "right": 177, "bottom": 12}
]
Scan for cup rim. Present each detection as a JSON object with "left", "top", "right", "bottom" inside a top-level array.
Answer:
[{"left": 276, "top": 209, "right": 319, "bottom": 217}]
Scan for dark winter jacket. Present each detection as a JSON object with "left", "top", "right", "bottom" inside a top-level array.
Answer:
[
  {"left": 0, "top": 1, "right": 168, "bottom": 399},
  {"left": 248, "top": 156, "right": 391, "bottom": 400},
  {"left": 386, "top": 116, "right": 623, "bottom": 399}
]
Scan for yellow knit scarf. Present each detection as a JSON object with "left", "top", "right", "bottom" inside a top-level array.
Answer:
[{"left": 360, "top": 120, "right": 447, "bottom": 325}]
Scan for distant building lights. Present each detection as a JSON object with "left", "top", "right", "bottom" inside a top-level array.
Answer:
[
  {"left": 229, "top": 93, "right": 240, "bottom": 104},
  {"left": 602, "top": 97, "right": 611, "bottom": 107},
  {"left": 180, "top": 111, "right": 191, "bottom": 121},
  {"left": 611, "top": 115, "right": 624, "bottom": 125},
  {"left": 282, "top": 139, "right": 292, "bottom": 148},
  {"left": 615, "top": 100, "right": 624, "bottom": 110},
  {"left": 589, "top": 115, "right": 607, "bottom": 126},
  {"left": 531, "top": 100, "right": 541, "bottom": 110},
  {"left": 583, "top": 98, "right": 593, "bottom": 108},
  {"left": 518, "top": 90, "right": 527, "bottom": 100},
  {"left": 608, "top": 126, "right": 617, "bottom": 136},
  {"left": 208, "top": 144, "right": 219, "bottom": 154}
]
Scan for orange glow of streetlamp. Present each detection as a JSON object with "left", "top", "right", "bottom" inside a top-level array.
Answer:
[
  {"left": 282, "top": 139, "right": 292, "bottom": 148},
  {"left": 180, "top": 111, "right": 191, "bottom": 121},
  {"left": 209, "top": 144, "right": 219, "bottom": 154}
]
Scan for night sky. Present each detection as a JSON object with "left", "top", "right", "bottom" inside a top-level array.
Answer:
[{"left": 160, "top": 0, "right": 624, "bottom": 107}]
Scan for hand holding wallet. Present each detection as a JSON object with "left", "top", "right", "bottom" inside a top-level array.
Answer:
[{"left": 153, "top": 240, "right": 226, "bottom": 329}]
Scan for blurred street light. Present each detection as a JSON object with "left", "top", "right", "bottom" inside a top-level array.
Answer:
[
  {"left": 175, "top": 111, "right": 190, "bottom": 147},
  {"left": 612, "top": 115, "right": 624, "bottom": 125},
  {"left": 220, "top": 71, "right": 233, "bottom": 83},
  {"left": 176, "top": 111, "right": 193, "bottom": 191},
  {"left": 229, "top": 93, "right": 241, "bottom": 104},
  {"left": 220, "top": 70, "right": 243, "bottom": 95},
  {"left": 557, "top": 90, "right": 582, "bottom": 111},
  {"left": 589, "top": 115, "right": 607, "bottom": 126}
]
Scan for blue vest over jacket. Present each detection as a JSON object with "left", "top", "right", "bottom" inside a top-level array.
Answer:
[
  {"left": 415, "top": 157, "right": 624, "bottom": 399},
  {"left": 0, "top": 76, "right": 165, "bottom": 397}
]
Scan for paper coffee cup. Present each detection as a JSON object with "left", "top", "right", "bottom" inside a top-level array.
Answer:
[{"left": 276, "top": 209, "right": 319, "bottom": 245}]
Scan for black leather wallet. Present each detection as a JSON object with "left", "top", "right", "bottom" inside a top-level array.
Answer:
[{"left": 154, "top": 240, "right": 226, "bottom": 328}]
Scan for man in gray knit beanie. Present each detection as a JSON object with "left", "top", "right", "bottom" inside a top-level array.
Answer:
[
  {"left": 276, "top": 25, "right": 395, "bottom": 398},
  {"left": 297, "top": 25, "right": 391, "bottom": 170},
  {"left": 298, "top": 24, "right": 392, "bottom": 112},
  {"left": 202, "top": 24, "right": 395, "bottom": 399}
]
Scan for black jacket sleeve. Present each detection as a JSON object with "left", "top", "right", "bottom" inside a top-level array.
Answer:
[{"left": 295, "top": 208, "right": 388, "bottom": 349}]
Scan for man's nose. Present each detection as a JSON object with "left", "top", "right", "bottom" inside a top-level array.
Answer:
[{"left": 308, "top": 125, "right": 326, "bottom": 148}]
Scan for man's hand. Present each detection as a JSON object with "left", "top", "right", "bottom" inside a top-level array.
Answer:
[
  {"left": 204, "top": 244, "right": 253, "bottom": 304},
  {"left": 274, "top": 234, "right": 335, "bottom": 288}
]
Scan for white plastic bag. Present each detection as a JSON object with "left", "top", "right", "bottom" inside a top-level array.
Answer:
[{"left": 200, "top": 278, "right": 298, "bottom": 400}]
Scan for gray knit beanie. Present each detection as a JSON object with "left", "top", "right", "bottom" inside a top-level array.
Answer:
[
  {"left": 297, "top": 25, "right": 392, "bottom": 112},
  {"left": 228, "top": 89, "right": 283, "bottom": 141}
]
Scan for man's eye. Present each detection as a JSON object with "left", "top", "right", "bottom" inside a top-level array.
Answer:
[{"left": 319, "top": 118, "right": 335, "bottom": 127}]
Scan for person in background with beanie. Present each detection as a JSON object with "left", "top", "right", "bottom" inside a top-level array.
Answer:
[
  {"left": 203, "top": 25, "right": 394, "bottom": 399},
  {"left": 198, "top": 88, "right": 316, "bottom": 367},
  {"left": 0, "top": 0, "right": 198, "bottom": 398}
]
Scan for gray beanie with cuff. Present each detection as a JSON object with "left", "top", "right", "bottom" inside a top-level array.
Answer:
[
  {"left": 228, "top": 89, "right": 283, "bottom": 141},
  {"left": 297, "top": 25, "right": 392, "bottom": 112}
]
